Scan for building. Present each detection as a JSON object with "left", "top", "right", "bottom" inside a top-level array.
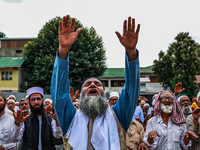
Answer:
[
  {"left": 0, "top": 37, "right": 33, "bottom": 92},
  {"left": 100, "top": 66, "right": 164, "bottom": 100}
]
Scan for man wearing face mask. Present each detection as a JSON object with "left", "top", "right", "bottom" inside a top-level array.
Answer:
[
  {"left": 12, "top": 86, "right": 62, "bottom": 150},
  {"left": 143, "top": 90, "right": 197, "bottom": 150}
]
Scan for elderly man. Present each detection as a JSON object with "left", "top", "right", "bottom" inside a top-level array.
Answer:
[
  {"left": 7, "top": 98, "right": 16, "bottom": 112},
  {"left": 13, "top": 87, "right": 62, "bottom": 150},
  {"left": 186, "top": 107, "right": 200, "bottom": 149},
  {"left": 178, "top": 95, "right": 192, "bottom": 119},
  {"left": 44, "top": 98, "right": 52, "bottom": 108},
  {"left": 51, "top": 15, "right": 140, "bottom": 149},
  {"left": 109, "top": 91, "right": 119, "bottom": 106},
  {"left": 0, "top": 91, "right": 21, "bottom": 150},
  {"left": 143, "top": 90, "right": 196, "bottom": 150}
]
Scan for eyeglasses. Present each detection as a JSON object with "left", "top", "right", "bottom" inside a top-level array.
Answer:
[
  {"left": 161, "top": 97, "right": 173, "bottom": 101},
  {"left": 30, "top": 97, "right": 42, "bottom": 102}
]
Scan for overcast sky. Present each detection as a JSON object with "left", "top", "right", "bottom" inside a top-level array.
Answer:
[{"left": 1, "top": 0, "right": 200, "bottom": 68}]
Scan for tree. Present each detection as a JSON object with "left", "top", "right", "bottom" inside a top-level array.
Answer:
[
  {"left": 0, "top": 31, "right": 6, "bottom": 38},
  {"left": 153, "top": 32, "right": 200, "bottom": 98},
  {"left": 23, "top": 16, "right": 107, "bottom": 94}
]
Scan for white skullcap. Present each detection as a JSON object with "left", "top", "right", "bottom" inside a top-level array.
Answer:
[
  {"left": 7, "top": 99, "right": 15, "bottom": 103},
  {"left": 44, "top": 98, "right": 52, "bottom": 104},
  {"left": 26, "top": 86, "right": 44, "bottom": 98},
  {"left": 177, "top": 95, "right": 188, "bottom": 103},
  {"left": 109, "top": 91, "right": 119, "bottom": 99},
  {"left": 197, "top": 92, "right": 200, "bottom": 101},
  {"left": 143, "top": 103, "right": 150, "bottom": 107},
  {"left": 15, "top": 102, "right": 19, "bottom": 104},
  {"left": 7, "top": 95, "right": 16, "bottom": 101}
]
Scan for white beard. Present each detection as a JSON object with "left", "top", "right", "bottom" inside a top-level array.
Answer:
[
  {"left": 182, "top": 106, "right": 192, "bottom": 114},
  {"left": 160, "top": 103, "right": 173, "bottom": 114}
]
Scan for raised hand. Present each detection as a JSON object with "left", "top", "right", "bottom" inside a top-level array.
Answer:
[
  {"left": 174, "top": 82, "right": 185, "bottom": 96},
  {"left": 139, "top": 142, "right": 149, "bottom": 150},
  {"left": 115, "top": 17, "right": 140, "bottom": 61},
  {"left": 58, "top": 15, "right": 82, "bottom": 60},
  {"left": 13, "top": 109, "right": 30, "bottom": 126},
  {"left": 184, "top": 131, "right": 198, "bottom": 145},
  {"left": 192, "top": 108, "right": 200, "bottom": 127},
  {"left": 70, "top": 86, "right": 80, "bottom": 102},
  {"left": 147, "top": 130, "right": 160, "bottom": 144}
]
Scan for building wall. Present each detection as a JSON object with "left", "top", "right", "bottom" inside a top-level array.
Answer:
[{"left": 0, "top": 68, "right": 19, "bottom": 92}]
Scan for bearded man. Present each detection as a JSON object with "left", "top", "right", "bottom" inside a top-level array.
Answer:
[
  {"left": 178, "top": 95, "right": 192, "bottom": 119},
  {"left": 51, "top": 15, "right": 140, "bottom": 150},
  {"left": 0, "top": 91, "right": 21, "bottom": 150},
  {"left": 143, "top": 90, "right": 196, "bottom": 150},
  {"left": 19, "top": 98, "right": 30, "bottom": 117},
  {"left": 13, "top": 87, "right": 62, "bottom": 150}
]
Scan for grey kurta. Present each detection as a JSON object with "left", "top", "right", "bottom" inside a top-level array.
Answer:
[{"left": 186, "top": 114, "right": 200, "bottom": 150}]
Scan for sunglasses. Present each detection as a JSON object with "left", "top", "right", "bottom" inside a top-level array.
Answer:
[{"left": 30, "top": 97, "right": 42, "bottom": 102}]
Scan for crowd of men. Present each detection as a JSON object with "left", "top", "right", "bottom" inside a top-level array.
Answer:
[{"left": 1, "top": 14, "right": 200, "bottom": 150}]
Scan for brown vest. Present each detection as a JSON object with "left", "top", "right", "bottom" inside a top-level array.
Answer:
[{"left": 63, "top": 108, "right": 127, "bottom": 150}]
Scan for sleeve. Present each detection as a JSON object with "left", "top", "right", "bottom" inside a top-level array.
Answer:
[
  {"left": 139, "top": 108, "right": 144, "bottom": 123},
  {"left": 180, "top": 124, "right": 191, "bottom": 148},
  {"left": 11, "top": 123, "right": 25, "bottom": 142},
  {"left": 143, "top": 119, "right": 158, "bottom": 150},
  {"left": 112, "top": 51, "right": 140, "bottom": 131},
  {"left": 50, "top": 53, "right": 76, "bottom": 135},
  {"left": 2, "top": 142, "right": 18, "bottom": 150},
  {"left": 51, "top": 118, "right": 63, "bottom": 138}
]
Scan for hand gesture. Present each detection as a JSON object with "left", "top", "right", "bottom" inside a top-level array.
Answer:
[
  {"left": 115, "top": 17, "right": 140, "bottom": 61},
  {"left": 185, "top": 131, "right": 198, "bottom": 139},
  {"left": 192, "top": 108, "right": 200, "bottom": 121},
  {"left": 147, "top": 130, "right": 160, "bottom": 144},
  {"left": 139, "top": 142, "right": 149, "bottom": 150},
  {"left": 59, "top": 15, "right": 82, "bottom": 59},
  {"left": 174, "top": 82, "right": 185, "bottom": 96},
  {"left": 70, "top": 86, "right": 80, "bottom": 102},
  {"left": 13, "top": 109, "right": 30, "bottom": 126}
]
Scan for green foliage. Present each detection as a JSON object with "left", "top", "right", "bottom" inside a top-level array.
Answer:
[
  {"left": 23, "top": 17, "right": 107, "bottom": 94},
  {"left": 153, "top": 32, "right": 200, "bottom": 98},
  {"left": 0, "top": 31, "right": 6, "bottom": 37}
]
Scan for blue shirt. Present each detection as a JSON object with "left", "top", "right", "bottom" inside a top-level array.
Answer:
[
  {"left": 132, "top": 106, "right": 144, "bottom": 123},
  {"left": 148, "top": 107, "right": 153, "bottom": 115},
  {"left": 51, "top": 52, "right": 140, "bottom": 135}
]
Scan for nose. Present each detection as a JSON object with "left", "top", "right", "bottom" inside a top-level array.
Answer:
[{"left": 89, "top": 82, "right": 96, "bottom": 88}]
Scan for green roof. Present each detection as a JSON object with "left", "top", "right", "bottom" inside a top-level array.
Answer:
[
  {"left": 103, "top": 65, "right": 153, "bottom": 77},
  {"left": 0, "top": 57, "right": 25, "bottom": 68}
]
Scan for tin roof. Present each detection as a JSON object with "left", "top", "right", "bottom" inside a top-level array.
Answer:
[{"left": 0, "top": 57, "right": 24, "bottom": 68}]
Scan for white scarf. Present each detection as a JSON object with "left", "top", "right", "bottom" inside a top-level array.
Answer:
[{"left": 66, "top": 107, "right": 120, "bottom": 150}]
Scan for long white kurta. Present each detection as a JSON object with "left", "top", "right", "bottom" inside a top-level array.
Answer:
[
  {"left": 143, "top": 115, "right": 191, "bottom": 150},
  {"left": 0, "top": 113, "right": 20, "bottom": 150}
]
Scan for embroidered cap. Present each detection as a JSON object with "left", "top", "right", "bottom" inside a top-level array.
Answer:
[{"left": 26, "top": 86, "right": 44, "bottom": 98}]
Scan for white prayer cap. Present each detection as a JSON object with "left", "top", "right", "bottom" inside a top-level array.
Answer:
[
  {"left": 15, "top": 102, "right": 19, "bottom": 105},
  {"left": 177, "top": 95, "right": 188, "bottom": 103},
  {"left": 143, "top": 103, "right": 150, "bottom": 107},
  {"left": 44, "top": 98, "right": 52, "bottom": 104},
  {"left": 7, "top": 99, "right": 16, "bottom": 103},
  {"left": 7, "top": 95, "right": 16, "bottom": 101},
  {"left": 26, "top": 86, "right": 44, "bottom": 98},
  {"left": 109, "top": 91, "right": 119, "bottom": 99}
]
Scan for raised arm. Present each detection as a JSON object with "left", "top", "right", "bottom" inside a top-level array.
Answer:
[
  {"left": 51, "top": 15, "right": 82, "bottom": 135},
  {"left": 113, "top": 17, "right": 140, "bottom": 131}
]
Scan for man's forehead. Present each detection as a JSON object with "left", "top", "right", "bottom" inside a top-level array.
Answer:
[
  {"left": 161, "top": 92, "right": 173, "bottom": 97},
  {"left": 83, "top": 78, "right": 102, "bottom": 85},
  {"left": 181, "top": 96, "right": 189, "bottom": 100}
]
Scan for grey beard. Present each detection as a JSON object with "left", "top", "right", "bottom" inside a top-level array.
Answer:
[
  {"left": 182, "top": 106, "right": 192, "bottom": 114},
  {"left": 79, "top": 94, "right": 108, "bottom": 119}
]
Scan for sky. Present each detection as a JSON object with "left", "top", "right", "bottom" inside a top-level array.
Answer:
[{"left": 0, "top": 0, "right": 200, "bottom": 68}]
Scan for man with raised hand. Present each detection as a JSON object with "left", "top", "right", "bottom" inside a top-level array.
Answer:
[{"left": 51, "top": 15, "right": 140, "bottom": 150}]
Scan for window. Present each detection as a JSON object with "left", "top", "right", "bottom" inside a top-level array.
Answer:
[
  {"left": 102, "top": 80, "right": 108, "bottom": 87},
  {"left": 111, "top": 80, "right": 125, "bottom": 87},
  {"left": 1, "top": 71, "right": 12, "bottom": 80},
  {"left": 16, "top": 50, "right": 22, "bottom": 53}
]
